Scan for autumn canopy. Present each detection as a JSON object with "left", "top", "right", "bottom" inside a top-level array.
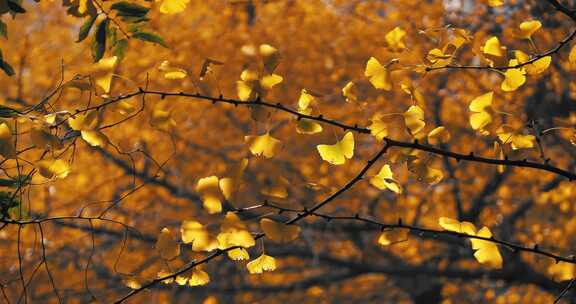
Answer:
[{"left": 2, "top": 0, "right": 576, "bottom": 303}]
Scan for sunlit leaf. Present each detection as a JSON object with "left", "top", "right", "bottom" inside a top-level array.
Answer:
[
  {"left": 189, "top": 269, "right": 210, "bottom": 286},
  {"left": 181, "top": 220, "right": 218, "bottom": 252},
  {"left": 261, "top": 218, "right": 300, "bottom": 243},
  {"left": 427, "top": 126, "right": 450, "bottom": 144},
  {"left": 36, "top": 159, "right": 70, "bottom": 179},
  {"left": 369, "top": 164, "right": 402, "bottom": 194},
  {"left": 469, "top": 92, "right": 493, "bottom": 131},
  {"left": 377, "top": 229, "right": 409, "bottom": 246},
  {"left": 244, "top": 132, "right": 281, "bottom": 158},
  {"left": 404, "top": 105, "right": 425, "bottom": 135},
  {"left": 385, "top": 26, "right": 407, "bottom": 51},
  {"left": 368, "top": 113, "right": 388, "bottom": 141},
  {"left": 196, "top": 176, "right": 223, "bottom": 214},
  {"left": 158, "top": 60, "right": 187, "bottom": 79},
  {"left": 156, "top": 0, "right": 190, "bottom": 14},
  {"left": 90, "top": 56, "right": 118, "bottom": 93},
  {"left": 365, "top": 57, "right": 392, "bottom": 90},
  {"left": 342, "top": 81, "right": 358, "bottom": 103},
  {"left": 247, "top": 254, "right": 277, "bottom": 274},
  {"left": 155, "top": 227, "right": 180, "bottom": 260},
  {"left": 316, "top": 131, "right": 354, "bottom": 165},
  {"left": 517, "top": 20, "right": 541, "bottom": 40},
  {"left": 469, "top": 227, "right": 503, "bottom": 269}
]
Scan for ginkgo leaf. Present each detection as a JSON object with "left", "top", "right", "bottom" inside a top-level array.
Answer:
[
  {"left": 482, "top": 37, "right": 505, "bottom": 57},
  {"left": 369, "top": 164, "right": 402, "bottom": 194},
  {"left": 80, "top": 130, "right": 109, "bottom": 147},
  {"left": 569, "top": 45, "right": 576, "bottom": 64},
  {"left": 296, "top": 118, "right": 323, "bottom": 135},
  {"left": 298, "top": 89, "right": 316, "bottom": 110},
  {"left": 377, "top": 229, "right": 409, "bottom": 246},
  {"left": 158, "top": 60, "right": 187, "bottom": 79},
  {"left": 365, "top": 57, "right": 392, "bottom": 90},
  {"left": 497, "top": 129, "right": 535, "bottom": 149},
  {"left": 316, "top": 131, "right": 354, "bottom": 165},
  {"left": 548, "top": 261, "right": 575, "bottom": 282},
  {"left": 156, "top": 0, "right": 190, "bottom": 14},
  {"left": 408, "top": 160, "right": 443, "bottom": 185},
  {"left": 515, "top": 51, "right": 551, "bottom": 75},
  {"left": 260, "top": 44, "right": 280, "bottom": 74},
  {"left": 469, "top": 92, "right": 493, "bottom": 130},
  {"left": 385, "top": 26, "right": 407, "bottom": 51},
  {"left": 181, "top": 220, "right": 218, "bottom": 252},
  {"left": 68, "top": 110, "right": 99, "bottom": 131},
  {"left": 260, "top": 176, "right": 290, "bottom": 198},
  {"left": 261, "top": 218, "right": 301, "bottom": 243},
  {"left": 30, "top": 127, "right": 62, "bottom": 150},
  {"left": 219, "top": 158, "right": 248, "bottom": 201},
  {"left": 227, "top": 248, "right": 250, "bottom": 261},
  {"left": 368, "top": 113, "right": 388, "bottom": 141},
  {"left": 247, "top": 254, "right": 277, "bottom": 274},
  {"left": 0, "top": 122, "right": 15, "bottom": 159},
  {"left": 517, "top": 20, "right": 541, "bottom": 40},
  {"left": 91, "top": 56, "right": 118, "bottom": 93},
  {"left": 155, "top": 227, "right": 180, "bottom": 260},
  {"left": 426, "top": 48, "right": 452, "bottom": 68},
  {"left": 501, "top": 59, "right": 526, "bottom": 92},
  {"left": 221, "top": 212, "right": 248, "bottom": 232},
  {"left": 342, "top": 81, "right": 358, "bottom": 103},
  {"left": 487, "top": 0, "right": 503, "bottom": 7},
  {"left": 427, "top": 126, "right": 450, "bottom": 144},
  {"left": 438, "top": 217, "right": 476, "bottom": 235},
  {"left": 469, "top": 227, "right": 503, "bottom": 269},
  {"left": 157, "top": 270, "right": 175, "bottom": 284},
  {"left": 404, "top": 105, "right": 425, "bottom": 135},
  {"left": 217, "top": 230, "right": 255, "bottom": 249},
  {"left": 37, "top": 159, "right": 71, "bottom": 179},
  {"left": 123, "top": 277, "right": 142, "bottom": 289},
  {"left": 189, "top": 269, "right": 210, "bottom": 286},
  {"left": 260, "top": 74, "right": 283, "bottom": 90},
  {"left": 244, "top": 132, "right": 281, "bottom": 158},
  {"left": 196, "top": 176, "right": 223, "bottom": 214}
]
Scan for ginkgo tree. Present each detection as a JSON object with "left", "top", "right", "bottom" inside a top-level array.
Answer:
[{"left": 2, "top": 0, "right": 576, "bottom": 303}]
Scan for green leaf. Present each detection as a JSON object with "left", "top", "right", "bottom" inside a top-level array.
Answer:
[
  {"left": 113, "top": 38, "right": 128, "bottom": 60},
  {"left": 110, "top": 1, "right": 149, "bottom": 18},
  {"left": 77, "top": 15, "right": 97, "bottom": 42},
  {"left": 132, "top": 31, "right": 168, "bottom": 48},
  {"left": 91, "top": 18, "right": 109, "bottom": 62},
  {"left": 0, "top": 20, "right": 6, "bottom": 39}
]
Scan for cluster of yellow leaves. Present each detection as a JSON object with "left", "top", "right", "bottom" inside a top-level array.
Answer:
[
  {"left": 439, "top": 217, "right": 503, "bottom": 268},
  {"left": 295, "top": 89, "right": 323, "bottom": 135},
  {"left": 68, "top": 110, "right": 109, "bottom": 147},
  {"left": 237, "top": 44, "right": 283, "bottom": 101}
]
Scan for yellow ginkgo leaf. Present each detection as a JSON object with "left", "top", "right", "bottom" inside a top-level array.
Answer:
[
  {"left": 569, "top": 45, "right": 576, "bottom": 64},
  {"left": 37, "top": 159, "right": 70, "bottom": 179},
  {"left": 69, "top": 110, "right": 99, "bottom": 131},
  {"left": 123, "top": 277, "right": 142, "bottom": 289},
  {"left": 482, "top": 37, "right": 505, "bottom": 57},
  {"left": 180, "top": 220, "right": 218, "bottom": 252},
  {"left": 501, "top": 59, "right": 526, "bottom": 92},
  {"left": 30, "top": 127, "right": 62, "bottom": 150},
  {"left": 261, "top": 218, "right": 301, "bottom": 243},
  {"left": 298, "top": 89, "right": 316, "bottom": 110},
  {"left": 385, "top": 26, "right": 407, "bottom": 51},
  {"left": 260, "top": 176, "right": 290, "bottom": 199},
  {"left": 404, "top": 105, "right": 425, "bottom": 135},
  {"left": 221, "top": 212, "right": 247, "bottom": 232},
  {"left": 515, "top": 51, "right": 551, "bottom": 75},
  {"left": 189, "top": 269, "right": 210, "bottom": 286},
  {"left": 368, "top": 113, "right": 388, "bottom": 141},
  {"left": 217, "top": 230, "right": 255, "bottom": 249},
  {"left": 156, "top": 0, "right": 190, "bottom": 14},
  {"left": 260, "top": 44, "right": 280, "bottom": 74},
  {"left": 158, "top": 60, "right": 187, "bottom": 79},
  {"left": 426, "top": 48, "right": 452, "bottom": 68},
  {"left": 0, "top": 122, "right": 15, "bottom": 159},
  {"left": 247, "top": 254, "right": 277, "bottom": 274},
  {"left": 469, "top": 92, "right": 493, "bottom": 130},
  {"left": 365, "top": 57, "right": 392, "bottom": 90},
  {"left": 155, "top": 227, "right": 180, "bottom": 260},
  {"left": 469, "top": 227, "right": 503, "bottom": 269},
  {"left": 260, "top": 74, "right": 283, "bottom": 90},
  {"left": 342, "top": 81, "right": 358, "bottom": 103},
  {"left": 548, "top": 261, "right": 575, "bottom": 282},
  {"left": 377, "top": 229, "right": 409, "bottom": 246},
  {"left": 244, "top": 132, "right": 281, "bottom": 158},
  {"left": 296, "top": 118, "right": 323, "bottom": 135},
  {"left": 369, "top": 164, "right": 402, "bottom": 194},
  {"left": 91, "top": 56, "right": 118, "bottom": 93},
  {"left": 517, "top": 20, "right": 541, "bottom": 40},
  {"left": 497, "top": 129, "right": 535, "bottom": 149},
  {"left": 157, "top": 270, "right": 174, "bottom": 284},
  {"left": 438, "top": 217, "right": 476, "bottom": 235},
  {"left": 196, "top": 176, "right": 223, "bottom": 214},
  {"left": 227, "top": 248, "right": 250, "bottom": 261},
  {"left": 487, "top": 0, "right": 503, "bottom": 7},
  {"left": 219, "top": 158, "right": 248, "bottom": 201},
  {"left": 427, "top": 126, "right": 450, "bottom": 144},
  {"left": 80, "top": 130, "right": 109, "bottom": 147},
  {"left": 316, "top": 131, "right": 354, "bottom": 165}
]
